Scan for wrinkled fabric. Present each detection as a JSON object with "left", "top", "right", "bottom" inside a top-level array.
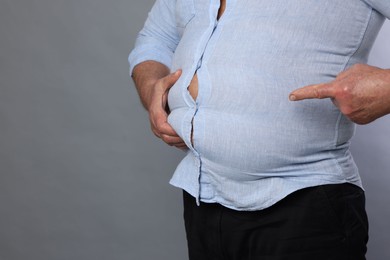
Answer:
[{"left": 129, "top": 0, "right": 389, "bottom": 210}]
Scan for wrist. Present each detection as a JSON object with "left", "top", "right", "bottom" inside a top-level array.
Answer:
[{"left": 132, "top": 62, "right": 169, "bottom": 110}]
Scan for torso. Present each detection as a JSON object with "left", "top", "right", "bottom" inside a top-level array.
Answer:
[{"left": 166, "top": 0, "right": 385, "bottom": 210}]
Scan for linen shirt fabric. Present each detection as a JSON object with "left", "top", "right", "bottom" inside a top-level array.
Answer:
[{"left": 129, "top": 0, "right": 390, "bottom": 211}]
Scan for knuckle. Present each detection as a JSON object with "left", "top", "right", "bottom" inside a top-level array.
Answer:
[
  {"left": 351, "top": 64, "right": 359, "bottom": 69},
  {"left": 151, "top": 119, "right": 164, "bottom": 133},
  {"left": 337, "top": 84, "right": 352, "bottom": 99},
  {"left": 336, "top": 71, "right": 347, "bottom": 79},
  {"left": 350, "top": 64, "right": 363, "bottom": 71},
  {"left": 338, "top": 102, "right": 356, "bottom": 116},
  {"left": 354, "top": 63, "right": 364, "bottom": 69},
  {"left": 155, "top": 124, "right": 164, "bottom": 134},
  {"left": 351, "top": 117, "right": 370, "bottom": 125},
  {"left": 351, "top": 112, "right": 373, "bottom": 125},
  {"left": 313, "top": 87, "right": 321, "bottom": 98},
  {"left": 160, "top": 135, "right": 168, "bottom": 142},
  {"left": 151, "top": 127, "right": 160, "bottom": 138},
  {"left": 340, "top": 106, "right": 354, "bottom": 117},
  {"left": 161, "top": 135, "right": 173, "bottom": 145},
  {"left": 340, "top": 86, "right": 351, "bottom": 96},
  {"left": 149, "top": 119, "right": 159, "bottom": 132}
]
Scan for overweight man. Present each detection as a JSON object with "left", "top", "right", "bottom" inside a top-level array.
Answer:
[{"left": 129, "top": 0, "right": 390, "bottom": 259}]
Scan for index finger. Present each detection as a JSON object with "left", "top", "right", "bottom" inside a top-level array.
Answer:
[
  {"left": 289, "top": 83, "right": 335, "bottom": 101},
  {"left": 158, "top": 121, "right": 180, "bottom": 137}
]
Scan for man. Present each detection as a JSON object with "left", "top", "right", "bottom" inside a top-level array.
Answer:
[{"left": 129, "top": 0, "right": 390, "bottom": 259}]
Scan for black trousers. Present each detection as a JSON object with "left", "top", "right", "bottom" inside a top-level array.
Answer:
[{"left": 183, "top": 184, "right": 368, "bottom": 260}]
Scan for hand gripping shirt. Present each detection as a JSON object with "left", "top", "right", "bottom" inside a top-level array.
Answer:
[{"left": 129, "top": 0, "right": 390, "bottom": 210}]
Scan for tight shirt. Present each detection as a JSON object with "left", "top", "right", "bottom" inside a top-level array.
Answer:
[{"left": 129, "top": 0, "right": 390, "bottom": 210}]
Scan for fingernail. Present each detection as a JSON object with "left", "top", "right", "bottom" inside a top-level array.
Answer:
[{"left": 289, "top": 94, "right": 296, "bottom": 101}]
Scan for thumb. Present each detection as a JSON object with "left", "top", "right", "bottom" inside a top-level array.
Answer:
[{"left": 161, "top": 69, "right": 182, "bottom": 90}]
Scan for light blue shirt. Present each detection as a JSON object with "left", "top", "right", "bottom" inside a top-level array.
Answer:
[{"left": 129, "top": 0, "right": 390, "bottom": 210}]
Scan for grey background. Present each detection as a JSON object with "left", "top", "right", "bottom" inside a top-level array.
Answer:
[{"left": 0, "top": 0, "right": 388, "bottom": 259}]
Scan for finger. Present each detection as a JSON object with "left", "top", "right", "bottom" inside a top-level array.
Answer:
[
  {"left": 173, "top": 142, "right": 188, "bottom": 149},
  {"left": 157, "top": 121, "right": 180, "bottom": 137},
  {"left": 175, "top": 144, "right": 188, "bottom": 151},
  {"left": 161, "top": 134, "right": 184, "bottom": 145},
  {"left": 175, "top": 142, "right": 187, "bottom": 147},
  {"left": 149, "top": 107, "right": 174, "bottom": 136},
  {"left": 289, "top": 83, "right": 335, "bottom": 101},
  {"left": 151, "top": 123, "right": 178, "bottom": 139},
  {"left": 151, "top": 128, "right": 161, "bottom": 138},
  {"left": 173, "top": 141, "right": 187, "bottom": 147},
  {"left": 160, "top": 69, "right": 182, "bottom": 90},
  {"left": 173, "top": 140, "right": 188, "bottom": 147},
  {"left": 162, "top": 137, "right": 186, "bottom": 149}
]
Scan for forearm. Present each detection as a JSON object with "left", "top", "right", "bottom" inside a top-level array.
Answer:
[
  {"left": 380, "top": 68, "right": 390, "bottom": 116},
  {"left": 132, "top": 60, "right": 170, "bottom": 110}
]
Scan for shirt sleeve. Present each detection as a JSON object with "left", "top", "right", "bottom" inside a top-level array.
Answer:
[
  {"left": 128, "top": 0, "right": 180, "bottom": 74},
  {"left": 363, "top": 0, "right": 390, "bottom": 18}
]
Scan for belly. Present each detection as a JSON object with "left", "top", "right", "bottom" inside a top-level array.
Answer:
[
  {"left": 187, "top": 73, "right": 198, "bottom": 145},
  {"left": 188, "top": 73, "right": 199, "bottom": 101}
]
